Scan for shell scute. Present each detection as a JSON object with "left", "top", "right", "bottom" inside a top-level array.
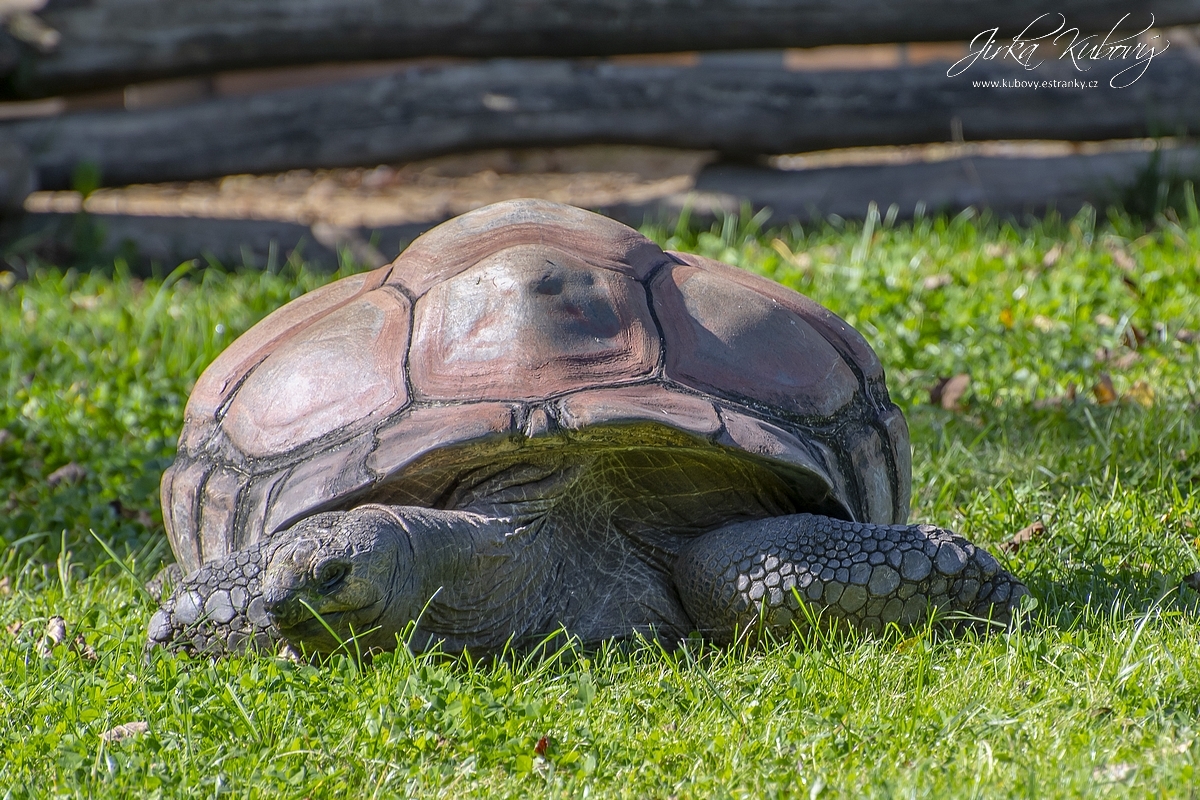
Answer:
[
  {"left": 183, "top": 270, "right": 382, "bottom": 433},
  {"left": 221, "top": 290, "right": 411, "bottom": 458},
  {"left": 235, "top": 470, "right": 288, "bottom": 563},
  {"left": 847, "top": 426, "right": 894, "bottom": 524},
  {"left": 386, "top": 198, "right": 669, "bottom": 296},
  {"left": 556, "top": 385, "right": 721, "bottom": 439},
  {"left": 651, "top": 260, "right": 857, "bottom": 418},
  {"left": 881, "top": 406, "right": 912, "bottom": 524},
  {"left": 200, "top": 467, "right": 244, "bottom": 565},
  {"left": 408, "top": 244, "right": 659, "bottom": 402},
  {"left": 368, "top": 404, "right": 518, "bottom": 483},
  {"left": 164, "top": 459, "right": 208, "bottom": 572},
  {"left": 263, "top": 432, "right": 376, "bottom": 536},
  {"left": 715, "top": 408, "right": 828, "bottom": 478},
  {"left": 668, "top": 251, "right": 885, "bottom": 385}
]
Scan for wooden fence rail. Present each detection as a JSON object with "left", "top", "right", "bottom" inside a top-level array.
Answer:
[
  {"left": 16, "top": 144, "right": 1198, "bottom": 272},
  {"left": 7, "top": 54, "right": 1200, "bottom": 190},
  {"left": 693, "top": 146, "right": 1200, "bottom": 222},
  {"left": 7, "top": 0, "right": 1199, "bottom": 97}
]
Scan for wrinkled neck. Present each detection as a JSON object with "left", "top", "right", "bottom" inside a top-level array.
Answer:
[
  {"left": 370, "top": 503, "right": 551, "bottom": 652},
  {"left": 367, "top": 504, "right": 509, "bottom": 600}
]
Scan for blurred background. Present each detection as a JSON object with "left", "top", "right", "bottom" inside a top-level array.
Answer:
[{"left": 2, "top": 0, "right": 1200, "bottom": 272}]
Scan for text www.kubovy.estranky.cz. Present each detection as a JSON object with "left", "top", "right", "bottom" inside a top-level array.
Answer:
[{"left": 971, "top": 78, "right": 1100, "bottom": 89}]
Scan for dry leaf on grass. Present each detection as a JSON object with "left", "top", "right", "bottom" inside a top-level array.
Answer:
[
  {"left": 1032, "top": 314, "right": 1056, "bottom": 333},
  {"left": 0, "top": 575, "right": 9, "bottom": 595},
  {"left": 72, "top": 633, "right": 98, "bottom": 662},
  {"left": 1033, "top": 383, "right": 1077, "bottom": 409},
  {"left": 110, "top": 499, "right": 156, "bottom": 528},
  {"left": 1123, "top": 380, "right": 1154, "bottom": 408},
  {"left": 1093, "top": 763, "right": 1135, "bottom": 783},
  {"left": 278, "top": 641, "right": 305, "bottom": 663},
  {"left": 1042, "top": 244, "right": 1062, "bottom": 268},
  {"left": 1111, "top": 352, "right": 1140, "bottom": 370},
  {"left": 46, "top": 462, "right": 86, "bottom": 487},
  {"left": 1177, "top": 329, "right": 1198, "bottom": 344},
  {"left": 1089, "top": 375, "right": 1154, "bottom": 407},
  {"left": 921, "top": 274, "right": 953, "bottom": 291},
  {"left": 34, "top": 616, "right": 97, "bottom": 660},
  {"left": 929, "top": 374, "right": 971, "bottom": 411},
  {"left": 100, "top": 721, "right": 149, "bottom": 743},
  {"left": 1095, "top": 349, "right": 1138, "bottom": 371},
  {"left": 6, "top": 620, "right": 22, "bottom": 636},
  {"left": 1124, "top": 323, "right": 1146, "bottom": 350},
  {"left": 1093, "top": 373, "right": 1118, "bottom": 405},
  {"left": 1109, "top": 246, "right": 1137, "bottom": 273},
  {"left": 768, "top": 239, "right": 812, "bottom": 270},
  {"left": 1094, "top": 348, "right": 1140, "bottom": 369},
  {"left": 1001, "top": 521, "right": 1046, "bottom": 554},
  {"left": 38, "top": 615, "right": 67, "bottom": 657}
]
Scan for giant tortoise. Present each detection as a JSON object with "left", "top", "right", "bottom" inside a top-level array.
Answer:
[{"left": 148, "top": 199, "right": 1025, "bottom": 655}]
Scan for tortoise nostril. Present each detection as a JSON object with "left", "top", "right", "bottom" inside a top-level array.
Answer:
[
  {"left": 313, "top": 560, "right": 350, "bottom": 595},
  {"left": 262, "top": 591, "right": 308, "bottom": 628}
]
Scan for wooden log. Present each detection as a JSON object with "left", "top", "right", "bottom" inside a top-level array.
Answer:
[
  {"left": 11, "top": 212, "right": 430, "bottom": 272},
  {"left": 11, "top": 0, "right": 1200, "bottom": 97},
  {"left": 7, "top": 54, "right": 1200, "bottom": 190},
  {"left": 686, "top": 146, "right": 1200, "bottom": 222},
  {"left": 0, "top": 138, "right": 35, "bottom": 211},
  {"left": 16, "top": 145, "right": 1197, "bottom": 272}
]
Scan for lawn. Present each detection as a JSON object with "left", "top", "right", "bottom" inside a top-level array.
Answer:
[{"left": 2, "top": 203, "right": 1199, "bottom": 797}]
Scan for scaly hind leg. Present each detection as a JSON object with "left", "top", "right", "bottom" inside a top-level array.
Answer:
[
  {"left": 146, "top": 541, "right": 280, "bottom": 656},
  {"left": 673, "top": 513, "right": 1027, "bottom": 644}
]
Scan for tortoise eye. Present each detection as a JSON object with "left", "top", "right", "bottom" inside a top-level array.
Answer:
[{"left": 314, "top": 561, "right": 350, "bottom": 594}]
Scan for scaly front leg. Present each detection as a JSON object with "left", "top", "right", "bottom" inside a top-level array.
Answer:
[
  {"left": 673, "top": 513, "right": 1027, "bottom": 643},
  {"left": 146, "top": 540, "right": 280, "bottom": 655}
]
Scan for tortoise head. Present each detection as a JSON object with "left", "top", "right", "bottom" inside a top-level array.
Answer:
[{"left": 261, "top": 506, "right": 422, "bottom": 653}]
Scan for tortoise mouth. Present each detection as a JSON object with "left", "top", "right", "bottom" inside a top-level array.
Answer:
[
  {"left": 274, "top": 607, "right": 384, "bottom": 652},
  {"left": 265, "top": 585, "right": 378, "bottom": 637},
  {"left": 278, "top": 608, "right": 344, "bottom": 634}
]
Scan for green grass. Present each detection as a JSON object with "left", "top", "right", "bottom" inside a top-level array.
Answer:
[{"left": 2, "top": 205, "right": 1200, "bottom": 797}]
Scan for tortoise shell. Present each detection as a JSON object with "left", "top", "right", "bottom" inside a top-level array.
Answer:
[{"left": 161, "top": 199, "right": 910, "bottom": 574}]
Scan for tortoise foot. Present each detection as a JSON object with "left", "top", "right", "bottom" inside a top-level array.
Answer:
[
  {"left": 145, "top": 563, "right": 184, "bottom": 604},
  {"left": 146, "top": 541, "right": 281, "bottom": 657},
  {"left": 674, "top": 513, "right": 1028, "bottom": 643}
]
